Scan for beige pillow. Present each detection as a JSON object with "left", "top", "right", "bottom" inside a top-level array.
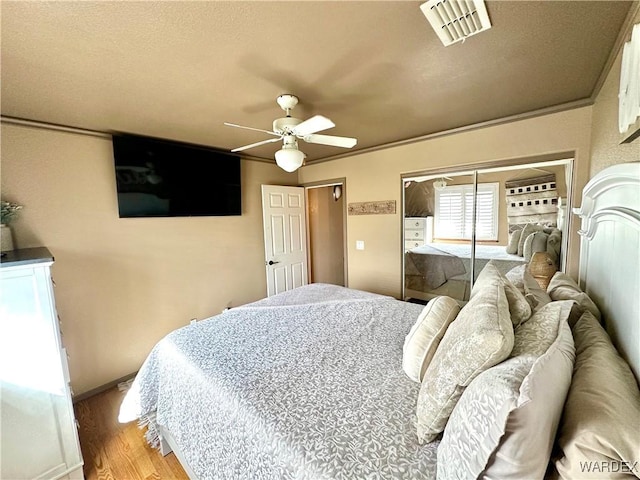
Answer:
[
  {"left": 402, "top": 296, "right": 461, "bottom": 383},
  {"left": 416, "top": 283, "right": 513, "bottom": 444},
  {"left": 547, "top": 272, "right": 602, "bottom": 320},
  {"left": 472, "top": 261, "right": 532, "bottom": 326},
  {"left": 438, "top": 300, "right": 575, "bottom": 480},
  {"left": 518, "top": 223, "right": 542, "bottom": 257},
  {"left": 523, "top": 268, "right": 551, "bottom": 312},
  {"left": 554, "top": 311, "right": 640, "bottom": 479},
  {"left": 506, "top": 228, "right": 522, "bottom": 255}
]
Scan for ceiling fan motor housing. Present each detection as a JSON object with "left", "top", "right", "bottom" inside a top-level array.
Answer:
[
  {"left": 276, "top": 94, "right": 299, "bottom": 111},
  {"left": 273, "top": 116, "right": 302, "bottom": 134}
]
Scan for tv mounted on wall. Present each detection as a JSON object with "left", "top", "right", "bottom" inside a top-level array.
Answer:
[{"left": 112, "top": 133, "right": 241, "bottom": 218}]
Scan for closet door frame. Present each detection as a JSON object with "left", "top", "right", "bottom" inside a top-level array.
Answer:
[{"left": 401, "top": 153, "right": 575, "bottom": 300}]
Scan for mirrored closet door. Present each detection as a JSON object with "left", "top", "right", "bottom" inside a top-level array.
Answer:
[{"left": 402, "top": 158, "right": 572, "bottom": 304}]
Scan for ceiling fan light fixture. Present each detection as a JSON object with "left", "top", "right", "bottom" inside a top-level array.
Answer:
[
  {"left": 433, "top": 178, "right": 448, "bottom": 190},
  {"left": 226, "top": 93, "right": 358, "bottom": 160},
  {"left": 275, "top": 145, "right": 305, "bottom": 172},
  {"left": 420, "top": 0, "right": 492, "bottom": 47}
]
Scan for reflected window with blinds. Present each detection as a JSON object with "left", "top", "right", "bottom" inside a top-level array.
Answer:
[{"left": 434, "top": 182, "right": 499, "bottom": 240}]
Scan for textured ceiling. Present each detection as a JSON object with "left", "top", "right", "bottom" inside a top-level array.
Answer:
[{"left": 0, "top": 1, "right": 633, "bottom": 163}]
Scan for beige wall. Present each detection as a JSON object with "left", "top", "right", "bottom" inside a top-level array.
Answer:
[
  {"left": 3, "top": 11, "right": 636, "bottom": 395},
  {"left": 308, "top": 186, "right": 345, "bottom": 286},
  {"left": 0, "top": 107, "right": 594, "bottom": 395},
  {"left": 298, "top": 107, "right": 593, "bottom": 297},
  {"left": 590, "top": 9, "right": 640, "bottom": 177},
  {"left": 0, "top": 123, "right": 296, "bottom": 395}
]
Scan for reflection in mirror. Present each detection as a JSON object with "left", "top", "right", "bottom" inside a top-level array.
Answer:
[
  {"left": 403, "top": 172, "right": 474, "bottom": 304},
  {"left": 473, "top": 162, "right": 569, "bottom": 290},
  {"left": 403, "top": 159, "right": 573, "bottom": 305}
]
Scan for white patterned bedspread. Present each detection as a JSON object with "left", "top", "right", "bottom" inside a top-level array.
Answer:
[{"left": 119, "top": 283, "right": 439, "bottom": 480}]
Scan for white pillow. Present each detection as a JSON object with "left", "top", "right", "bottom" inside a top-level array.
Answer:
[
  {"left": 416, "top": 282, "right": 513, "bottom": 444},
  {"left": 438, "top": 300, "right": 575, "bottom": 480},
  {"left": 402, "top": 296, "right": 460, "bottom": 383},
  {"left": 472, "top": 261, "right": 532, "bottom": 326}
]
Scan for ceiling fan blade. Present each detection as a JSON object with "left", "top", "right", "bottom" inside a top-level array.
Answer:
[
  {"left": 231, "top": 137, "right": 282, "bottom": 153},
  {"left": 224, "top": 122, "right": 281, "bottom": 137},
  {"left": 302, "top": 133, "right": 357, "bottom": 149},
  {"left": 292, "top": 115, "right": 335, "bottom": 136}
]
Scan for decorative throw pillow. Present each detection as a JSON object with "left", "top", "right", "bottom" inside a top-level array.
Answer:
[
  {"left": 524, "top": 231, "right": 549, "bottom": 263},
  {"left": 438, "top": 300, "right": 575, "bottom": 480},
  {"left": 506, "top": 228, "right": 522, "bottom": 255},
  {"left": 518, "top": 223, "right": 542, "bottom": 257},
  {"left": 523, "top": 268, "right": 551, "bottom": 312},
  {"left": 546, "top": 228, "right": 562, "bottom": 265},
  {"left": 547, "top": 272, "right": 602, "bottom": 320},
  {"left": 505, "top": 264, "right": 527, "bottom": 294},
  {"left": 402, "top": 296, "right": 461, "bottom": 383},
  {"left": 472, "top": 261, "right": 532, "bottom": 326},
  {"left": 554, "top": 311, "right": 640, "bottom": 480},
  {"left": 415, "top": 283, "right": 513, "bottom": 444},
  {"left": 522, "top": 233, "right": 535, "bottom": 262}
]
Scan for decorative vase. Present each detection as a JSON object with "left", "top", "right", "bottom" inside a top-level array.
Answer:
[
  {"left": 1, "top": 224, "right": 15, "bottom": 252},
  {"left": 529, "top": 251, "right": 557, "bottom": 289}
]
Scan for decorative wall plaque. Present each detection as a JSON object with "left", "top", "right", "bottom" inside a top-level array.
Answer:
[{"left": 348, "top": 200, "right": 396, "bottom": 215}]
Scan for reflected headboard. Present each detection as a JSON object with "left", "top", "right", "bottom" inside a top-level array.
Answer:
[{"left": 573, "top": 162, "right": 640, "bottom": 382}]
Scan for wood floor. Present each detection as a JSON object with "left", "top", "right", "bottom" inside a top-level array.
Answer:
[{"left": 75, "top": 386, "right": 189, "bottom": 480}]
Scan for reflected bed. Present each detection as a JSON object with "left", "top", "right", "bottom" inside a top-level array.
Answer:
[{"left": 405, "top": 243, "right": 526, "bottom": 302}]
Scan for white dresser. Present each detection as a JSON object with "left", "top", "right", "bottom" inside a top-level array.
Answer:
[
  {"left": 0, "top": 247, "right": 84, "bottom": 480},
  {"left": 404, "top": 217, "right": 433, "bottom": 250}
]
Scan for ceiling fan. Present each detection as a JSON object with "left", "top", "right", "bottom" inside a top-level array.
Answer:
[{"left": 224, "top": 94, "right": 357, "bottom": 172}]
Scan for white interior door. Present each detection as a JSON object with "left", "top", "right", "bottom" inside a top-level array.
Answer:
[{"left": 261, "top": 185, "right": 308, "bottom": 296}]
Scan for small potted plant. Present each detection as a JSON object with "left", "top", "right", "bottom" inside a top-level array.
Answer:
[{"left": 1, "top": 200, "right": 23, "bottom": 252}]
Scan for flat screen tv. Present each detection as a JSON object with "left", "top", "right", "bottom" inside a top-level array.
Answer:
[{"left": 112, "top": 134, "right": 241, "bottom": 217}]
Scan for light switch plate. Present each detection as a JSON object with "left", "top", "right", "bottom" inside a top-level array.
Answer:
[{"left": 356, "top": 240, "right": 365, "bottom": 250}]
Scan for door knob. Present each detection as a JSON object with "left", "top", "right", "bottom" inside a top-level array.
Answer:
[{"left": 267, "top": 260, "right": 280, "bottom": 266}]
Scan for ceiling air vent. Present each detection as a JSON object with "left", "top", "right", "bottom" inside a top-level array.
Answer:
[{"left": 420, "top": 0, "right": 492, "bottom": 46}]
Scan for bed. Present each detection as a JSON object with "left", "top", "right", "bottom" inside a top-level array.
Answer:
[
  {"left": 119, "top": 162, "right": 640, "bottom": 480},
  {"left": 404, "top": 243, "right": 527, "bottom": 302},
  {"left": 119, "top": 284, "right": 438, "bottom": 479}
]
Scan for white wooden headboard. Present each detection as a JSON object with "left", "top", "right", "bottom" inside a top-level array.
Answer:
[{"left": 573, "top": 162, "right": 640, "bottom": 382}]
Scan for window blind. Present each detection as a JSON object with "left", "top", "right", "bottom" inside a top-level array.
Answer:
[{"left": 435, "top": 183, "right": 498, "bottom": 240}]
